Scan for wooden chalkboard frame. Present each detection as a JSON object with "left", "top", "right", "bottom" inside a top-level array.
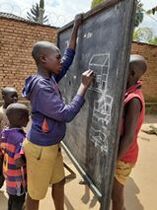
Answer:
[{"left": 58, "top": 0, "right": 136, "bottom": 209}]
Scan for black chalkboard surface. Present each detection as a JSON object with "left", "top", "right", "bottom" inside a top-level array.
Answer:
[{"left": 58, "top": 0, "right": 136, "bottom": 209}]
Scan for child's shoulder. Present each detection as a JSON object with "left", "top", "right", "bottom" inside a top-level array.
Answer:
[
  {"left": 23, "top": 74, "right": 54, "bottom": 100},
  {"left": 26, "top": 74, "right": 52, "bottom": 91},
  {"left": 2, "top": 129, "right": 25, "bottom": 144}
]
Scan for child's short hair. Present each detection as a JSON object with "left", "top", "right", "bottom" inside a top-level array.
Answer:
[
  {"left": 6, "top": 103, "right": 29, "bottom": 126},
  {"left": 1, "top": 87, "right": 17, "bottom": 96},
  {"left": 129, "top": 54, "right": 147, "bottom": 73},
  {"left": 32, "top": 41, "right": 59, "bottom": 64}
]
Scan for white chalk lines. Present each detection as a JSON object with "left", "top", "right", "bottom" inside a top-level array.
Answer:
[{"left": 89, "top": 53, "right": 113, "bottom": 154}]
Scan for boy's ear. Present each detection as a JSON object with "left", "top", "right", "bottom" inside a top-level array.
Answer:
[{"left": 40, "top": 55, "right": 47, "bottom": 63}]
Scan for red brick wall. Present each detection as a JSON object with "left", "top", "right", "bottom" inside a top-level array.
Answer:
[
  {"left": 132, "top": 42, "right": 157, "bottom": 103},
  {"left": 0, "top": 17, "right": 58, "bottom": 99}
]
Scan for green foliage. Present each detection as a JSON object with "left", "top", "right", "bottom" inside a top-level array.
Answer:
[
  {"left": 91, "top": 0, "right": 104, "bottom": 9},
  {"left": 133, "top": 27, "right": 157, "bottom": 45},
  {"left": 148, "top": 37, "right": 157, "bottom": 45},
  {"left": 133, "top": 27, "right": 153, "bottom": 43},
  {"left": 133, "top": 29, "right": 140, "bottom": 41},
  {"left": 40, "top": 0, "right": 44, "bottom": 9},
  {"left": 27, "top": 0, "right": 48, "bottom": 24},
  {"left": 134, "top": 0, "right": 144, "bottom": 27}
]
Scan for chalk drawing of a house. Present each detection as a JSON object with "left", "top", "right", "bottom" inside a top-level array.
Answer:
[
  {"left": 93, "top": 95, "right": 113, "bottom": 127},
  {"left": 89, "top": 54, "right": 110, "bottom": 93},
  {"left": 89, "top": 53, "right": 113, "bottom": 153},
  {"left": 90, "top": 126, "right": 108, "bottom": 153}
]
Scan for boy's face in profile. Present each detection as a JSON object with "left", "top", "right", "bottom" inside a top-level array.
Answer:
[
  {"left": 3, "top": 91, "right": 18, "bottom": 106},
  {"left": 127, "top": 61, "right": 147, "bottom": 88},
  {"left": 44, "top": 49, "right": 62, "bottom": 75}
]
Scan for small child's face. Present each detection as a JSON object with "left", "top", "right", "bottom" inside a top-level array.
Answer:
[
  {"left": 3, "top": 91, "right": 18, "bottom": 106},
  {"left": 44, "top": 49, "right": 62, "bottom": 75},
  {"left": 127, "top": 61, "right": 146, "bottom": 88}
]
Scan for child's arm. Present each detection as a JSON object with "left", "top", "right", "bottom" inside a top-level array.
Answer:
[
  {"left": 37, "top": 70, "right": 94, "bottom": 123},
  {"left": 68, "top": 14, "right": 83, "bottom": 50},
  {"left": 0, "top": 112, "right": 3, "bottom": 131},
  {"left": 15, "top": 157, "right": 25, "bottom": 168},
  {"left": 55, "top": 14, "right": 83, "bottom": 83},
  {"left": 14, "top": 138, "right": 26, "bottom": 169},
  {"left": 118, "top": 98, "right": 141, "bottom": 160}
]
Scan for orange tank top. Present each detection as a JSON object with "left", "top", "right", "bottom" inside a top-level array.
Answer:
[{"left": 120, "top": 81, "right": 145, "bottom": 164}]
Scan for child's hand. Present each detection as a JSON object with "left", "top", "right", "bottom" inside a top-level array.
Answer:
[
  {"left": 74, "top": 13, "right": 83, "bottom": 28},
  {"left": 15, "top": 157, "right": 26, "bottom": 168},
  {"left": 81, "top": 70, "right": 94, "bottom": 88},
  {"left": 77, "top": 70, "right": 94, "bottom": 96}
]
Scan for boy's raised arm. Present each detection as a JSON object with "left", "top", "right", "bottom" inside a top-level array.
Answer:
[
  {"left": 55, "top": 14, "right": 83, "bottom": 82},
  {"left": 68, "top": 14, "right": 83, "bottom": 50}
]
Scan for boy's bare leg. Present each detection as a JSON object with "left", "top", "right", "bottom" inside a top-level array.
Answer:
[
  {"left": 26, "top": 194, "right": 39, "bottom": 210},
  {"left": 112, "top": 178, "right": 125, "bottom": 210},
  {"left": 52, "top": 179, "right": 65, "bottom": 210}
]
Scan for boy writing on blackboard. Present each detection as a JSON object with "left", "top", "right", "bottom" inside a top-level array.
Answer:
[
  {"left": 22, "top": 14, "right": 94, "bottom": 210},
  {"left": 112, "top": 54, "right": 147, "bottom": 210}
]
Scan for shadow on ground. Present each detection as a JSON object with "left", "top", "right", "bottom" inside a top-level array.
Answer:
[
  {"left": 64, "top": 194, "right": 75, "bottom": 210},
  {"left": 125, "top": 178, "right": 144, "bottom": 210},
  {"left": 80, "top": 185, "right": 98, "bottom": 208}
]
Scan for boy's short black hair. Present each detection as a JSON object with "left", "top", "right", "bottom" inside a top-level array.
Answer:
[
  {"left": 129, "top": 54, "right": 147, "bottom": 73},
  {"left": 1, "top": 87, "right": 17, "bottom": 96},
  {"left": 6, "top": 103, "right": 29, "bottom": 126},
  {"left": 32, "top": 41, "right": 59, "bottom": 64}
]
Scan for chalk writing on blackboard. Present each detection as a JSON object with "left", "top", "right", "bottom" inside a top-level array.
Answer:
[
  {"left": 65, "top": 40, "right": 69, "bottom": 48},
  {"left": 83, "top": 32, "right": 93, "bottom": 39},
  {"left": 89, "top": 53, "right": 113, "bottom": 153}
]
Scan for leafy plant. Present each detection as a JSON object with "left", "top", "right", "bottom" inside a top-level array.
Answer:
[
  {"left": 133, "top": 27, "right": 153, "bottom": 42},
  {"left": 27, "top": 0, "right": 48, "bottom": 24},
  {"left": 148, "top": 37, "right": 157, "bottom": 45}
]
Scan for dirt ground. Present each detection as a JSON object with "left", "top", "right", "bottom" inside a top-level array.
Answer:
[{"left": 0, "top": 115, "right": 157, "bottom": 210}]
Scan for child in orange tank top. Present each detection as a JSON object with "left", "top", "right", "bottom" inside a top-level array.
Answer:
[{"left": 112, "top": 54, "right": 147, "bottom": 210}]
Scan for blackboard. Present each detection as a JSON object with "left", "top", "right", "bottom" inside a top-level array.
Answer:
[{"left": 58, "top": 0, "right": 136, "bottom": 209}]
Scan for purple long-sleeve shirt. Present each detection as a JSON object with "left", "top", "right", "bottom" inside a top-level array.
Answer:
[{"left": 23, "top": 48, "right": 85, "bottom": 146}]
